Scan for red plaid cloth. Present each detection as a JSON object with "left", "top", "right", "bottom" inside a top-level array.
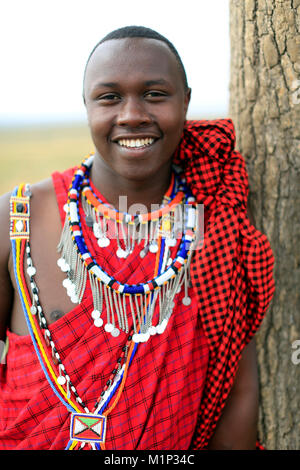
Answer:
[
  {"left": 173, "top": 119, "right": 275, "bottom": 448},
  {"left": 0, "top": 119, "right": 274, "bottom": 450}
]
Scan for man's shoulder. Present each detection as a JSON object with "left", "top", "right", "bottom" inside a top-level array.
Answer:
[
  {"left": 0, "top": 191, "right": 13, "bottom": 261},
  {"left": 0, "top": 177, "right": 56, "bottom": 254},
  {"left": 30, "top": 177, "right": 56, "bottom": 202},
  {"left": 29, "top": 178, "right": 62, "bottom": 230}
]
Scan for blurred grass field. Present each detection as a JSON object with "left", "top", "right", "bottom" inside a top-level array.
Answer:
[{"left": 0, "top": 123, "right": 94, "bottom": 195}]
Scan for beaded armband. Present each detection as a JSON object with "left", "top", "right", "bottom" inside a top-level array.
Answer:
[{"left": 9, "top": 184, "right": 31, "bottom": 240}]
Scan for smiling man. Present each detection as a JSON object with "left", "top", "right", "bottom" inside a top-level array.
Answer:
[
  {"left": 83, "top": 35, "right": 191, "bottom": 210},
  {"left": 0, "top": 26, "right": 275, "bottom": 450}
]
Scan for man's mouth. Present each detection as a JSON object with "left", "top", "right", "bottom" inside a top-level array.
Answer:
[{"left": 116, "top": 137, "right": 156, "bottom": 149}]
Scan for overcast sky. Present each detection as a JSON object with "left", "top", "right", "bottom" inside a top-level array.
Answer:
[{"left": 0, "top": 0, "right": 230, "bottom": 124}]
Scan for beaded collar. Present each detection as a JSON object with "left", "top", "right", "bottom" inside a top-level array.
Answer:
[{"left": 57, "top": 155, "right": 197, "bottom": 342}]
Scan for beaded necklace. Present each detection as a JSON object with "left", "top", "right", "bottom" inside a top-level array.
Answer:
[
  {"left": 10, "top": 157, "right": 197, "bottom": 450},
  {"left": 81, "top": 171, "right": 181, "bottom": 256},
  {"left": 57, "top": 155, "right": 197, "bottom": 343}
]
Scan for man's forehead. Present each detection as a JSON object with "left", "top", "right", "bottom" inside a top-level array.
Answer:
[{"left": 85, "top": 37, "right": 179, "bottom": 78}]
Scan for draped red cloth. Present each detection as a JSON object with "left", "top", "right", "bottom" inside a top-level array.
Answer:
[{"left": 0, "top": 119, "right": 274, "bottom": 450}]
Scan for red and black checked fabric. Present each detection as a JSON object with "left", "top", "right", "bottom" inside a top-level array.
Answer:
[
  {"left": 0, "top": 119, "right": 275, "bottom": 450},
  {"left": 173, "top": 119, "right": 275, "bottom": 448}
]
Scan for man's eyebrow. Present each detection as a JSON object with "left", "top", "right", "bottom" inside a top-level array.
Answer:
[
  {"left": 91, "top": 79, "right": 170, "bottom": 90},
  {"left": 92, "top": 82, "right": 118, "bottom": 89},
  {"left": 144, "top": 79, "right": 170, "bottom": 86}
]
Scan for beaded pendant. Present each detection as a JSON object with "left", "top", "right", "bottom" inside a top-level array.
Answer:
[{"left": 70, "top": 413, "right": 107, "bottom": 444}]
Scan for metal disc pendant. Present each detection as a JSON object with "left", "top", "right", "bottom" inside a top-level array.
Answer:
[
  {"left": 111, "top": 328, "right": 120, "bottom": 337},
  {"left": 85, "top": 215, "right": 94, "bottom": 227},
  {"left": 139, "top": 247, "right": 148, "bottom": 258},
  {"left": 182, "top": 296, "right": 191, "bottom": 306}
]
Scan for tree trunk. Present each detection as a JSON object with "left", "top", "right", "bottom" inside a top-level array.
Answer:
[{"left": 229, "top": 0, "right": 300, "bottom": 450}]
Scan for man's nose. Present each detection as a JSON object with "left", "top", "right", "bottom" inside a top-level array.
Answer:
[{"left": 116, "top": 97, "right": 152, "bottom": 127}]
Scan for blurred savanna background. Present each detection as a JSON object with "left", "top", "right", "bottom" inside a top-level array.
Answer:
[
  {"left": 0, "top": 1, "right": 229, "bottom": 196},
  {"left": 0, "top": 123, "right": 93, "bottom": 194}
]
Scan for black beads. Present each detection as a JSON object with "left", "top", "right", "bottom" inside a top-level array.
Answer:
[{"left": 16, "top": 203, "right": 24, "bottom": 213}]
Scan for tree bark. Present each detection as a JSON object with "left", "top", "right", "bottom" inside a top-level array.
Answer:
[{"left": 229, "top": 0, "right": 300, "bottom": 449}]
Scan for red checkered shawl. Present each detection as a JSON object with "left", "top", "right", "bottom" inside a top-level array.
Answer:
[{"left": 0, "top": 119, "right": 274, "bottom": 450}]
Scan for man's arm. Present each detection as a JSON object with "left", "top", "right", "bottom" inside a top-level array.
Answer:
[
  {"left": 207, "top": 338, "right": 259, "bottom": 450},
  {"left": 0, "top": 192, "right": 14, "bottom": 341}
]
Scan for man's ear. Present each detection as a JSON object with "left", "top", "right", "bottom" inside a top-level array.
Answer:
[{"left": 184, "top": 87, "right": 192, "bottom": 116}]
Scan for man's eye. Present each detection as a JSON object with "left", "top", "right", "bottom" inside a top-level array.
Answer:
[
  {"left": 98, "top": 94, "right": 120, "bottom": 101},
  {"left": 145, "top": 91, "right": 166, "bottom": 99}
]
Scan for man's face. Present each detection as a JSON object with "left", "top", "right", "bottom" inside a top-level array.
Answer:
[{"left": 84, "top": 37, "right": 190, "bottom": 182}]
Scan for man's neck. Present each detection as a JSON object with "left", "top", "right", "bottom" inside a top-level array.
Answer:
[{"left": 89, "top": 155, "right": 172, "bottom": 213}]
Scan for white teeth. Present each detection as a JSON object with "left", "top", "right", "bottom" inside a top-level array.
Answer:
[{"left": 117, "top": 138, "right": 155, "bottom": 148}]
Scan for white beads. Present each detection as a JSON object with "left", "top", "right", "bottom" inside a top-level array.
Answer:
[
  {"left": 91, "top": 309, "right": 101, "bottom": 319},
  {"left": 27, "top": 266, "right": 36, "bottom": 277},
  {"left": 149, "top": 242, "right": 158, "bottom": 253},
  {"left": 132, "top": 322, "right": 170, "bottom": 342},
  {"left": 15, "top": 220, "right": 24, "bottom": 232},
  {"left": 93, "top": 222, "right": 101, "bottom": 238},
  {"left": 61, "top": 277, "right": 79, "bottom": 303},
  {"left": 104, "top": 323, "right": 114, "bottom": 333},
  {"left": 116, "top": 248, "right": 127, "bottom": 258},
  {"left": 156, "top": 319, "right": 168, "bottom": 335},
  {"left": 70, "top": 294, "right": 79, "bottom": 304},
  {"left": 132, "top": 332, "right": 150, "bottom": 343},
  {"left": 57, "top": 375, "right": 66, "bottom": 386},
  {"left": 148, "top": 326, "right": 157, "bottom": 336},
  {"left": 62, "top": 278, "right": 72, "bottom": 289},
  {"left": 92, "top": 310, "right": 104, "bottom": 328},
  {"left": 98, "top": 237, "right": 110, "bottom": 248},
  {"left": 165, "top": 238, "right": 177, "bottom": 247},
  {"left": 94, "top": 318, "right": 104, "bottom": 327},
  {"left": 57, "top": 257, "right": 70, "bottom": 272}
]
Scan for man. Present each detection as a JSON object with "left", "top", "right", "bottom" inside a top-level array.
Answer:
[{"left": 0, "top": 26, "right": 274, "bottom": 450}]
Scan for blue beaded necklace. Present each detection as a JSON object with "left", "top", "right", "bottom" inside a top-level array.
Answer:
[{"left": 57, "top": 155, "right": 197, "bottom": 342}]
